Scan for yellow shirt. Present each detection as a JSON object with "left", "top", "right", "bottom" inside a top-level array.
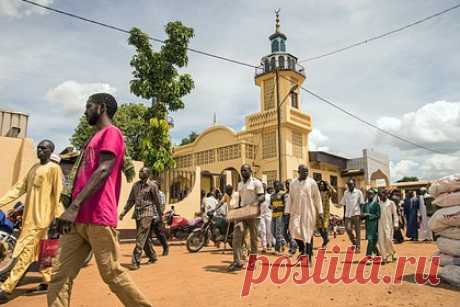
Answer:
[{"left": 0, "top": 162, "right": 64, "bottom": 230}]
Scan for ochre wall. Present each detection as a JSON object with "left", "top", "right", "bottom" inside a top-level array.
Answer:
[
  {"left": 165, "top": 167, "right": 201, "bottom": 219},
  {"left": 0, "top": 135, "right": 139, "bottom": 231},
  {"left": 0, "top": 137, "right": 37, "bottom": 211}
]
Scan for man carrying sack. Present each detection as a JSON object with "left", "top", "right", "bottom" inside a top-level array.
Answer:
[
  {"left": 0, "top": 140, "right": 64, "bottom": 303},
  {"left": 227, "top": 164, "right": 264, "bottom": 272}
]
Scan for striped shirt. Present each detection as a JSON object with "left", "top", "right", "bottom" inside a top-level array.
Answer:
[{"left": 123, "top": 180, "right": 161, "bottom": 220}]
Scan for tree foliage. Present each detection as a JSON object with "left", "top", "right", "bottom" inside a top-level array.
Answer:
[
  {"left": 128, "top": 22, "right": 194, "bottom": 173},
  {"left": 397, "top": 176, "right": 420, "bottom": 183},
  {"left": 70, "top": 103, "right": 148, "bottom": 161},
  {"left": 180, "top": 131, "right": 199, "bottom": 145}
]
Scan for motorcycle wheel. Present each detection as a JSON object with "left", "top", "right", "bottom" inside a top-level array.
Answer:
[
  {"left": 186, "top": 231, "right": 206, "bottom": 253},
  {"left": 0, "top": 231, "right": 17, "bottom": 280}
]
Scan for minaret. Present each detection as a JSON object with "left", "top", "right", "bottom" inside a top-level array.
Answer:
[
  {"left": 246, "top": 10, "right": 312, "bottom": 182},
  {"left": 255, "top": 10, "right": 306, "bottom": 112}
]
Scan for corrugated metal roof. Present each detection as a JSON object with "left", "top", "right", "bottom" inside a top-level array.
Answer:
[{"left": 0, "top": 107, "right": 29, "bottom": 116}]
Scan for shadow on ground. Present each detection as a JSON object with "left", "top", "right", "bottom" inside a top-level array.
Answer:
[
  {"left": 203, "top": 263, "right": 239, "bottom": 274},
  {"left": 402, "top": 274, "right": 460, "bottom": 292}
]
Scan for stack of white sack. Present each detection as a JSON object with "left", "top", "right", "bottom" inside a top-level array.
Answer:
[{"left": 429, "top": 174, "right": 460, "bottom": 287}]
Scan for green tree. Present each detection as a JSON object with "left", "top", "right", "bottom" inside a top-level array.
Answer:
[
  {"left": 128, "top": 22, "right": 194, "bottom": 174},
  {"left": 70, "top": 103, "right": 148, "bottom": 161},
  {"left": 180, "top": 131, "right": 199, "bottom": 145},
  {"left": 397, "top": 176, "right": 420, "bottom": 183}
]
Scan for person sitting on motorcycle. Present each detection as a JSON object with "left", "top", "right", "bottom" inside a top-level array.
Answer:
[
  {"left": 213, "top": 185, "right": 233, "bottom": 243},
  {"left": 203, "top": 192, "right": 219, "bottom": 215},
  {"left": 0, "top": 140, "right": 64, "bottom": 302}
]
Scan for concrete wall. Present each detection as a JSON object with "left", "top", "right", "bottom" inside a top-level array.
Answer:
[
  {"left": 165, "top": 167, "right": 201, "bottom": 219},
  {"left": 363, "top": 149, "right": 390, "bottom": 184},
  {"left": 0, "top": 137, "right": 37, "bottom": 211},
  {"left": 0, "top": 135, "right": 139, "bottom": 231}
]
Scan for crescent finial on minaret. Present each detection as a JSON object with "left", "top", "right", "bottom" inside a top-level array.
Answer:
[{"left": 275, "top": 8, "right": 281, "bottom": 33}]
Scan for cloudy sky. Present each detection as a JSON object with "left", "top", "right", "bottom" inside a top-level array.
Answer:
[{"left": 1, "top": 0, "right": 460, "bottom": 182}]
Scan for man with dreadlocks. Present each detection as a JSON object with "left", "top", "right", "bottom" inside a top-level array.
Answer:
[{"left": 48, "top": 93, "right": 151, "bottom": 307}]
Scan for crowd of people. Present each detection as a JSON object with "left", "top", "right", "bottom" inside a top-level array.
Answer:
[
  {"left": 0, "top": 93, "right": 153, "bottom": 306},
  {"left": 199, "top": 168, "right": 435, "bottom": 271},
  {"left": 0, "top": 91, "right": 437, "bottom": 304}
]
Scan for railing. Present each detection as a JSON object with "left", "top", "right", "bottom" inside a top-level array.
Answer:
[
  {"left": 254, "top": 63, "right": 306, "bottom": 78},
  {"left": 246, "top": 109, "right": 277, "bottom": 129}
]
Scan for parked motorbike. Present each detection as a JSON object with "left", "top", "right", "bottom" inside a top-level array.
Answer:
[
  {"left": 186, "top": 205, "right": 233, "bottom": 253},
  {"left": 0, "top": 202, "right": 93, "bottom": 280},
  {"left": 164, "top": 207, "right": 203, "bottom": 241},
  {"left": 0, "top": 203, "right": 23, "bottom": 279}
]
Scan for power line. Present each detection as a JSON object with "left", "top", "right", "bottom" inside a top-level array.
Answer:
[
  {"left": 299, "top": 3, "right": 460, "bottom": 63},
  {"left": 17, "top": 0, "right": 458, "bottom": 157},
  {"left": 19, "top": 0, "right": 257, "bottom": 69},
  {"left": 300, "top": 87, "right": 453, "bottom": 157},
  {"left": 276, "top": 73, "right": 453, "bottom": 156}
]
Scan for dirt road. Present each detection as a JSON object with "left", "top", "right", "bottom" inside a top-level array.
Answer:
[{"left": 6, "top": 235, "right": 460, "bottom": 307}]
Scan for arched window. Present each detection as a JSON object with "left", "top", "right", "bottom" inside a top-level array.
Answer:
[
  {"left": 278, "top": 56, "right": 285, "bottom": 69},
  {"left": 280, "top": 40, "right": 286, "bottom": 52},
  {"left": 270, "top": 57, "right": 276, "bottom": 70},
  {"left": 264, "top": 58, "right": 270, "bottom": 72},
  {"left": 288, "top": 57, "right": 295, "bottom": 69},
  {"left": 271, "top": 40, "right": 279, "bottom": 53}
]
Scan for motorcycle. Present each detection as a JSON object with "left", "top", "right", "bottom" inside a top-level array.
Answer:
[
  {"left": 0, "top": 202, "right": 93, "bottom": 280},
  {"left": 164, "top": 207, "right": 203, "bottom": 241},
  {"left": 186, "top": 205, "right": 233, "bottom": 253},
  {"left": 0, "top": 203, "right": 23, "bottom": 279}
]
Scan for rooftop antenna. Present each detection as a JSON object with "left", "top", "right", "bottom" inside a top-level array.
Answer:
[{"left": 213, "top": 112, "right": 217, "bottom": 125}]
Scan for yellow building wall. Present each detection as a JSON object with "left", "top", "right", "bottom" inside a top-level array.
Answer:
[
  {"left": 0, "top": 135, "right": 139, "bottom": 231},
  {"left": 116, "top": 160, "right": 145, "bottom": 231},
  {"left": 165, "top": 167, "right": 201, "bottom": 219},
  {"left": 0, "top": 137, "right": 37, "bottom": 211}
]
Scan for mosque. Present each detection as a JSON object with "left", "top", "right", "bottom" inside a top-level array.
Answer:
[
  {"left": 0, "top": 13, "right": 391, "bottom": 222},
  {"left": 168, "top": 13, "right": 391, "bottom": 207}
]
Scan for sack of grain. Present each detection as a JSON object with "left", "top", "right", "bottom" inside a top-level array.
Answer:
[
  {"left": 437, "top": 237, "right": 460, "bottom": 257},
  {"left": 428, "top": 206, "right": 460, "bottom": 232},
  {"left": 433, "top": 191, "right": 460, "bottom": 207},
  {"left": 430, "top": 174, "right": 460, "bottom": 198},
  {"left": 433, "top": 251, "right": 460, "bottom": 266},
  {"left": 437, "top": 227, "right": 460, "bottom": 240},
  {"left": 439, "top": 265, "right": 460, "bottom": 287}
]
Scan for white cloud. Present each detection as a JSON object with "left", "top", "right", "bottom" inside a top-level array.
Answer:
[
  {"left": 376, "top": 101, "right": 460, "bottom": 153},
  {"left": 309, "top": 129, "right": 329, "bottom": 151},
  {"left": 390, "top": 160, "right": 420, "bottom": 182},
  {"left": 46, "top": 80, "right": 117, "bottom": 115},
  {"left": 390, "top": 153, "right": 460, "bottom": 182},
  {"left": 421, "top": 154, "right": 460, "bottom": 179},
  {"left": 0, "top": 0, "right": 54, "bottom": 17}
]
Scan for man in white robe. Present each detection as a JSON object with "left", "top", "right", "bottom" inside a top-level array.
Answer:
[
  {"left": 418, "top": 188, "right": 433, "bottom": 241},
  {"left": 286, "top": 164, "right": 323, "bottom": 262},
  {"left": 377, "top": 191, "right": 399, "bottom": 263}
]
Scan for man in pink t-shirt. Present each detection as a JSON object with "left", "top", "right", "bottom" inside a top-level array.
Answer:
[{"left": 48, "top": 93, "right": 152, "bottom": 307}]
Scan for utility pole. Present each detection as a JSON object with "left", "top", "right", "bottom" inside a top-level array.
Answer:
[{"left": 275, "top": 68, "right": 283, "bottom": 182}]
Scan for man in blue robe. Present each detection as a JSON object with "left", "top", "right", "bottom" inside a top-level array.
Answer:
[{"left": 403, "top": 191, "right": 419, "bottom": 241}]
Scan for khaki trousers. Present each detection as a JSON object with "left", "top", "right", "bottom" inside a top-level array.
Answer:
[
  {"left": 47, "top": 224, "right": 152, "bottom": 307},
  {"left": 232, "top": 218, "right": 258, "bottom": 264},
  {"left": 0, "top": 241, "right": 51, "bottom": 293}
]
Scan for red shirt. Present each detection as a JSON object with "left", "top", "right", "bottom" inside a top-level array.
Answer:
[{"left": 73, "top": 125, "right": 125, "bottom": 227}]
